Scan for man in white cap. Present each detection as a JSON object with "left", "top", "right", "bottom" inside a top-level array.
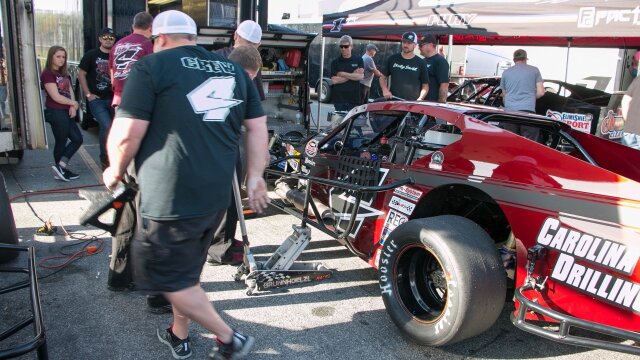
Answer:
[
  {"left": 208, "top": 19, "right": 265, "bottom": 268},
  {"left": 379, "top": 31, "right": 429, "bottom": 101},
  {"left": 216, "top": 20, "right": 264, "bottom": 100},
  {"left": 103, "top": 10, "right": 268, "bottom": 360}
]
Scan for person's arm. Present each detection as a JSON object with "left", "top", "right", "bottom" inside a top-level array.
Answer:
[
  {"left": 43, "top": 83, "right": 78, "bottom": 108},
  {"left": 78, "top": 69, "right": 98, "bottom": 102},
  {"left": 622, "top": 94, "right": 632, "bottom": 121},
  {"left": 379, "top": 74, "right": 392, "bottom": 98},
  {"left": 244, "top": 115, "right": 270, "bottom": 212},
  {"left": 438, "top": 82, "right": 449, "bottom": 103},
  {"left": 536, "top": 81, "right": 545, "bottom": 99},
  {"left": 417, "top": 83, "right": 429, "bottom": 101},
  {"left": 102, "top": 117, "right": 149, "bottom": 189},
  {"left": 336, "top": 69, "right": 364, "bottom": 81},
  {"left": 331, "top": 75, "right": 348, "bottom": 85}
]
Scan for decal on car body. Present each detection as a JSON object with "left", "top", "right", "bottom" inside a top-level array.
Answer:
[
  {"left": 537, "top": 217, "right": 640, "bottom": 313},
  {"left": 393, "top": 185, "right": 423, "bottom": 202},
  {"left": 388, "top": 196, "right": 416, "bottom": 215},
  {"left": 379, "top": 210, "right": 408, "bottom": 245}
]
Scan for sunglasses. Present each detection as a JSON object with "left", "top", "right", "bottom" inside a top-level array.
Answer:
[
  {"left": 101, "top": 35, "right": 115, "bottom": 41},
  {"left": 339, "top": 45, "right": 350, "bottom": 49}
]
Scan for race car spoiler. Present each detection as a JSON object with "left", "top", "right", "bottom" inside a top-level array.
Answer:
[{"left": 512, "top": 283, "right": 640, "bottom": 355}]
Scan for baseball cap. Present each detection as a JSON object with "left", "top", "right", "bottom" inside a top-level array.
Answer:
[
  {"left": 401, "top": 31, "right": 418, "bottom": 44},
  {"left": 236, "top": 20, "right": 262, "bottom": 44},
  {"left": 513, "top": 49, "right": 528, "bottom": 60},
  {"left": 365, "top": 44, "right": 379, "bottom": 51},
  {"left": 152, "top": 10, "right": 197, "bottom": 36},
  {"left": 419, "top": 34, "right": 437, "bottom": 45},
  {"left": 99, "top": 27, "right": 114, "bottom": 36}
]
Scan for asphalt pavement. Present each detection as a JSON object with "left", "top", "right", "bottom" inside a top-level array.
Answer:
[{"left": 1, "top": 121, "right": 637, "bottom": 360}]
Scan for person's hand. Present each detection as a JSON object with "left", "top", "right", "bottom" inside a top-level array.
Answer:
[
  {"left": 87, "top": 94, "right": 99, "bottom": 102},
  {"left": 102, "top": 166, "right": 122, "bottom": 191},
  {"left": 246, "top": 176, "right": 269, "bottom": 213},
  {"left": 382, "top": 89, "right": 392, "bottom": 99},
  {"left": 68, "top": 103, "right": 78, "bottom": 118}
]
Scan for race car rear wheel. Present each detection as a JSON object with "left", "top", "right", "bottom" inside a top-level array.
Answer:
[{"left": 379, "top": 215, "right": 506, "bottom": 346}]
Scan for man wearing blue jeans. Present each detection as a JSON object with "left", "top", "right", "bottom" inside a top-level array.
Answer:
[{"left": 79, "top": 28, "right": 116, "bottom": 169}]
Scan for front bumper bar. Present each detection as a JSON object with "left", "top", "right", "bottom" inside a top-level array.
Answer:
[{"left": 512, "top": 283, "right": 640, "bottom": 355}]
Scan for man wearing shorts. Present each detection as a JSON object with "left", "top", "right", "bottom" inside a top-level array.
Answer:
[{"left": 103, "top": 10, "right": 269, "bottom": 360}]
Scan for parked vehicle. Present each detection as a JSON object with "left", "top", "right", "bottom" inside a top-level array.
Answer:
[
  {"left": 268, "top": 100, "right": 640, "bottom": 354},
  {"left": 448, "top": 77, "right": 612, "bottom": 135}
]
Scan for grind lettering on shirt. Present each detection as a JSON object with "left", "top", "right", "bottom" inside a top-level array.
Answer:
[{"left": 181, "top": 57, "right": 235, "bottom": 74}]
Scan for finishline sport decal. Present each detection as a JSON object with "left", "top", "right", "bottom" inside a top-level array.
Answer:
[{"left": 537, "top": 217, "right": 640, "bottom": 313}]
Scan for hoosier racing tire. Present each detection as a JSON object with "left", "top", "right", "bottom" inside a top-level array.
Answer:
[{"left": 378, "top": 215, "right": 506, "bottom": 346}]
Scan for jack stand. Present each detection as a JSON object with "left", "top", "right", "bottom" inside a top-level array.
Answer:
[
  {"left": 235, "top": 225, "right": 332, "bottom": 295},
  {"left": 230, "top": 171, "right": 331, "bottom": 295}
]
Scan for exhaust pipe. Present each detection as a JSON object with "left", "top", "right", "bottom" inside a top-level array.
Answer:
[{"left": 275, "top": 180, "right": 334, "bottom": 225}]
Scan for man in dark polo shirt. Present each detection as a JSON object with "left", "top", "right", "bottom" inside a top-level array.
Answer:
[
  {"left": 380, "top": 31, "right": 429, "bottom": 101},
  {"left": 103, "top": 10, "right": 269, "bottom": 360},
  {"left": 418, "top": 34, "right": 450, "bottom": 102},
  {"left": 330, "top": 35, "right": 364, "bottom": 111}
]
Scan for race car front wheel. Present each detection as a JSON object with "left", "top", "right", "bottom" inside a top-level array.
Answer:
[{"left": 378, "top": 215, "right": 506, "bottom": 346}]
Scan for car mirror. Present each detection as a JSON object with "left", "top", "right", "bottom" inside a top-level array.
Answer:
[{"left": 334, "top": 140, "right": 344, "bottom": 152}]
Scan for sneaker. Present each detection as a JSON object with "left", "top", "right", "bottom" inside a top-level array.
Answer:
[
  {"left": 157, "top": 327, "right": 192, "bottom": 359},
  {"left": 208, "top": 330, "right": 254, "bottom": 360},
  {"left": 147, "top": 294, "right": 173, "bottom": 314},
  {"left": 62, "top": 167, "right": 80, "bottom": 180},
  {"left": 51, "top": 165, "right": 70, "bottom": 181}
]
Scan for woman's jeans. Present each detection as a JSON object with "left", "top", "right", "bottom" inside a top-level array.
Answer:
[
  {"left": 88, "top": 98, "right": 114, "bottom": 164},
  {"left": 44, "top": 108, "right": 83, "bottom": 165}
]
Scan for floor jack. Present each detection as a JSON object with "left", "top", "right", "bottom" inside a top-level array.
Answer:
[{"left": 231, "top": 173, "right": 331, "bottom": 295}]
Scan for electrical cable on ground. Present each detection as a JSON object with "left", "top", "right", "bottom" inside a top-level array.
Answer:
[{"left": 3, "top": 155, "right": 109, "bottom": 281}]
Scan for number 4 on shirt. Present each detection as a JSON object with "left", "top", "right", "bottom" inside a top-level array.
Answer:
[{"left": 187, "top": 77, "right": 242, "bottom": 122}]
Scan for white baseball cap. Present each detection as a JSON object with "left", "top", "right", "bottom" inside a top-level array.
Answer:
[
  {"left": 236, "top": 20, "right": 262, "bottom": 44},
  {"left": 152, "top": 10, "right": 197, "bottom": 36}
]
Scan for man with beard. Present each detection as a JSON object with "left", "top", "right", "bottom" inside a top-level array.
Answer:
[
  {"left": 79, "top": 28, "right": 116, "bottom": 169},
  {"left": 379, "top": 31, "right": 429, "bottom": 101}
]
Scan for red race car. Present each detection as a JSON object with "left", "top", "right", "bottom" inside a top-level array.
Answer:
[{"left": 263, "top": 100, "right": 640, "bottom": 354}]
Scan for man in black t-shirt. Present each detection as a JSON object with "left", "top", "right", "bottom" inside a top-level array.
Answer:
[
  {"left": 79, "top": 27, "right": 116, "bottom": 168},
  {"left": 380, "top": 32, "right": 429, "bottom": 101},
  {"left": 330, "top": 35, "right": 364, "bottom": 111},
  {"left": 103, "top": 10, "right": 268, "bottom": 360},
  {"left": 418, "top": 34, "right": 450, "bottom": 102}
]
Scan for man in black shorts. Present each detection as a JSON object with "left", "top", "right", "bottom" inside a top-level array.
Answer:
[
  {"left": 379, "top": 31, "right": 429, "bottom": 101},
  {"left": 103, "top": 10, "right": 269, "bottom": 360}
]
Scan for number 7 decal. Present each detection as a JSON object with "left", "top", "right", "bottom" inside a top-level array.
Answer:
[{"left": 187, "top": 77, "right": 242, "bottom": 121}]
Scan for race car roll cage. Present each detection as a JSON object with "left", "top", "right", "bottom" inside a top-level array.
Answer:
[{"left": 266, "top": 155, "right": 413, "bottom": 259}]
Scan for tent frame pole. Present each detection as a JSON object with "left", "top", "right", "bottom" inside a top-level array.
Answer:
[{"left": 317, "top": 36, "right": 326, "bottom": 133}]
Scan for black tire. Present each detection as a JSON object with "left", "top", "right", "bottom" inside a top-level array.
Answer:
[
  {"left": 378, "top": 215, "right": 506, "bottom": 346},
  {"left": 0, "top": 173, "right": 19, "bottom": 264},
  {"left": 319, "top": 80, "right": 331, "bottom": 103}
]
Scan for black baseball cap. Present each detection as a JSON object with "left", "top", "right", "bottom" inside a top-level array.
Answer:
[
  {"left": 99, "top": 28, "right": 114, "bottom": 36},
  {"left": 419, "top": 34, "right": 438, "bottom": 45},
  {"left": 401, "top": 31, "right": 418, "bottom": 44}
]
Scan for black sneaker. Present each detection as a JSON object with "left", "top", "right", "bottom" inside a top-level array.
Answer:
[
  {"left": 51, "top": 165, "right": 70, "bottom": 181},
  {"left": 208, "top": 330, "right": 254, "bottom": 360},
  {"left": 62, "top": 167, "right": 80, "bottom": 179},
  {"left": 157, "top": 327, "right": 192, "bottom": 359},
  {"left": 147, "top": 294, "right": 173, "bottom": 314}
]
